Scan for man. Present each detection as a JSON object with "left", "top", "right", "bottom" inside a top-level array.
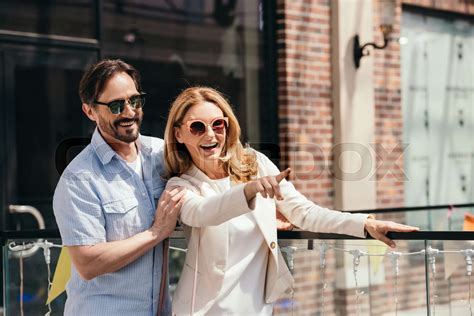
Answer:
[{"left": 53, "top": 59, "right": 185, "bottom": 315}]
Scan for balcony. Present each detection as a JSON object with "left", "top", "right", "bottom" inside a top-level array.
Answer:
[{"left": 2, "top": 204, "right": 474, "bottom": 315}]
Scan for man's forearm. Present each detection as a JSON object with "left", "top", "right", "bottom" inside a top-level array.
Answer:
[{"left": 68, "top": 227, "right": 169, "bottom": 280}]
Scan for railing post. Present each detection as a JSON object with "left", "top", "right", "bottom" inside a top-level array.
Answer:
[{"left": 424, "top": 240, "right": 431, "bottom": 316}]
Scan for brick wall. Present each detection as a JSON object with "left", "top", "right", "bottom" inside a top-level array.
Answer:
[
  {"left": 276, "top": 0, "right": 334, "bottom": 209},
  {"left": 374, "top": 0, "right": 405, "bottom": 211}
]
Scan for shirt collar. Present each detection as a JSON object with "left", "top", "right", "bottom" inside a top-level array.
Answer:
[{"left": 91, "top": 128, "right": 151, "bottom": 165}]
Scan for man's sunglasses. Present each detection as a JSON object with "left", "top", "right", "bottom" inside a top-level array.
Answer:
[
  {"left": 94, "top": 93, "right": 146, "bottom": 115},
  {"left": 180, "top": 117, "right": 229, "bottom": 136}
]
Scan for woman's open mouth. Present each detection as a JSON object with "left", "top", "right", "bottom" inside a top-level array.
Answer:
[{"left": 200, "top": 142, "right": 218, "bottom": 151}]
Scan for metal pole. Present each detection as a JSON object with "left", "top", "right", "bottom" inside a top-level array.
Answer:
[{"left": 424, "top": 240, "right": 431, "bottom": 316}]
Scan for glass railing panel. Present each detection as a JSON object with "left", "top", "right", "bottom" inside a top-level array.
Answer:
[
  {"left": 3, "top": 235, "right": 188, "bottom": 315},
  {"left": 368, "top": 239, "right": 428, "bottom": 316},
  {"left": 426, "top": 239, "right": 474, "bottom": 315},
  {"left": 275, "top": 238, "right": 329, "bottom": 314},
  {"left": 275, "top": 239, "right": 429, "bottom": 315},
  {"left": 3, "top": 238, "right": 64, "bottom": 316},
  {"left": 2, "top": 232, "right": 472, "bottom": 315}
]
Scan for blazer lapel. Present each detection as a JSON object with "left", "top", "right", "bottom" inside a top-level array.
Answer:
[{"left": 251, "top": 196, "right": 277, "bottom": 252}]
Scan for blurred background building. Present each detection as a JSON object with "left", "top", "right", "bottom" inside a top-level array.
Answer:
[{"left": 0, "top": 0, "right": 473, "bottom": 315}]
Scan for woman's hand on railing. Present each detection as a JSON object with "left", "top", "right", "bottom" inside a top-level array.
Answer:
[
  {"left": 364, "top": 216, "right": 419, "bottom": 248},
  {"left": 276, "top": 208, "right": 294, "bottom": 231}
]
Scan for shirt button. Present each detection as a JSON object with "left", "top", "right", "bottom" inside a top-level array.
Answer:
[
  {"left": 142, "top": 193, "right": 146, "bottom": 197},
  {"left": 270, "top": 241, "right": 276, "bottom": 249}
]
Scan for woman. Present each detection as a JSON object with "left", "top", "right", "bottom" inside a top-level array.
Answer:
[{"left": 164, "top": 87, "right": 418, "bottom": 315}]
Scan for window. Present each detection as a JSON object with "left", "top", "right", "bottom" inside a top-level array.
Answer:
[
  {"left": 102, "top": 0, "right": 266, "bottom": 143},
  {"left": 0, "top": 0, "right": 96, "bottom": 39},
  {"left": 402, "top": 8, "right": 474, "bottom": 230}
]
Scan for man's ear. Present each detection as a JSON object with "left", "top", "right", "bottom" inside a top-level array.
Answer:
[
  {"left": 174, "top": 127, "right": 184, "bottom": 144},
  {"left": 82, "top": 103, "right": 96, "bottom": 122}
]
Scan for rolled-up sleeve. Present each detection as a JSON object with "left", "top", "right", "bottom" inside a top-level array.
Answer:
[{"left": 53, "top": 172, "right": 106, "bottom": 246}]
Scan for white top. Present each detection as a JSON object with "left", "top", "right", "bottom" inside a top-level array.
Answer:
[
  {"left": 126, "top": 154, "right": 143, "bottom": 179},
  {"left": 208, "top": 177, "right": 272, "bottom": 315}
]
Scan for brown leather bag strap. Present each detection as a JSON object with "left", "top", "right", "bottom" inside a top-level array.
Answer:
[
  {"left": 190, "top": 229, "right": 201, "bottom": 315},
  {"left": 157, "top": 238, "right": 169, "bottom": 316}
]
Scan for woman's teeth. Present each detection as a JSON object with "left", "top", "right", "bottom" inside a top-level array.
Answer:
[{"left": 200, "top": 143, "right": 218, "bottom": 149}]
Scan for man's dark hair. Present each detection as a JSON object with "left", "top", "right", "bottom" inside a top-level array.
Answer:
[{"left": 79, "top": 59, "right": 142, "bottom": 105}]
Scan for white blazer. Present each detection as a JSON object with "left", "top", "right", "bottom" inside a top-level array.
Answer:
[{"left": 167, "top": 152, "right": 369, "bottom": 315}]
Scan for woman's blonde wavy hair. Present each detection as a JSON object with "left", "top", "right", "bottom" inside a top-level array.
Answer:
[{"left": 164, "top": 86, "right": 257, "bottom": 182}]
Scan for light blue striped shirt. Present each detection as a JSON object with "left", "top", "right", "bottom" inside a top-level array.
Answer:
[{"left": 53, "top": 129, "right": 170, "bottom": 315}]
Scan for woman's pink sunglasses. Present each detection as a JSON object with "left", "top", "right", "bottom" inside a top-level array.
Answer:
[{"left": 180, "top": 117, "right": 229, "bottom": 136}]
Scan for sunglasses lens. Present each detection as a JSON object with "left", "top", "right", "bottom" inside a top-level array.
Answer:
[
  {"left": 189, "top": 121, "right": 206, "bottom": 135},
  {"left": 212, "top": 119, "right": 227, "bottom": 134},
  {"left": 109, "top": 100, "right": 124, "bottom": 114},
  {"left": 130, "top": 95, "right": 145, "bottom": 109},
  {"left": 105, "top": 95, "right": 145, "bottom": 114}
]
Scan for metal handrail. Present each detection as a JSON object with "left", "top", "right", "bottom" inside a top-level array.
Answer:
[
  {"left": 278, "top": 230, "right": 474, "bottom": 240},
  {"left": 349, "top": 202, "right": 474, "bottom": 214},
  {"left": 2, "top": 229, "right": 474, "bottom": 243}
]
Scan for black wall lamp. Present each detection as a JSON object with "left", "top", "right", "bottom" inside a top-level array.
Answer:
[{"left": 353, "top": 0, "right": 396, "bottom": 69}]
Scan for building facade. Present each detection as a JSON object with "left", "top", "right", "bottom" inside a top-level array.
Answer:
[{"left": 275, "top": 0, "right": 473, "bottom": 314}]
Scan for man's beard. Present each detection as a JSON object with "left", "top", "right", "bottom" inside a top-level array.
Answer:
[{"left": 98, "top": 113, "right": 143, "bottom": 143}]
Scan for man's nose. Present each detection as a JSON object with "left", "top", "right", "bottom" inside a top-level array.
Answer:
[{"left": 121, "top": 101, "right": 136, "bottom": 118}]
